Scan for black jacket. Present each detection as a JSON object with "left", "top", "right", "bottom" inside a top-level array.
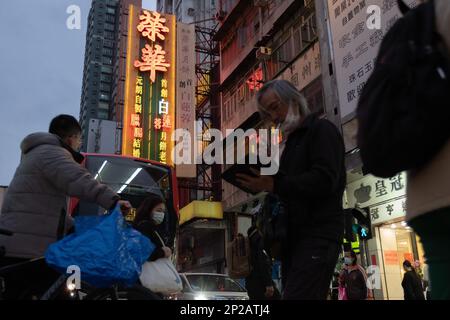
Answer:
[
  {"left": 247, "top": 230, "right": 272, "bottom": 287},
  {"left": 273, "top": 113, "right": 346, "bottom": 245},
  {"left": 402, "top": 271, "right": 425, "bottom": 300},
  {"left": 133, "top": 220, "right": 166, "bottom": 261}
]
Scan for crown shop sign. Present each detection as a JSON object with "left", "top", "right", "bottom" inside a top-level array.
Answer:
[{"left": 345, "top": 172, "right": 407, "bottom": 215}]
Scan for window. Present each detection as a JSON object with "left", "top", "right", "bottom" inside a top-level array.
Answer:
[
  {"left": 99, "top": 93, "right": 110, "bottom": 101},
  {"left": 104, "top": 23, "right": 115, "bottom": 31},
  {"left": 101, "top": 66, "right": 113, "bottom": 74},
  {"left": 105, "top": 31, "right": 115, "bottom": 40},
  {"left": 98, "top": 109, "right": 109, "bottom": 119},
  {"left": 104, "top": 40, "right": 114, "bottom": 48},
  {"left": 103, "top": 48, "right": 113, "bottom": 57},
  {"left": 100, "top": 83, "right": 110, "bottom": 92},
  {"left": 102, "top": 57, "right": 112, "bottom": 65},
  {"left": 101, "top": 74, "right": 112, "bottom": 82},
  {"left": 106, "top": 14, "right": 115, "bottom": 23},
  {"left": 98, "top": 102, "right": 109, "bottom": 110},
  {"left": 237, "top": 24, "right": 247, "bottom": 49},
  {"left": 107, "top": 7, "right": 116, "bottom": 14}
]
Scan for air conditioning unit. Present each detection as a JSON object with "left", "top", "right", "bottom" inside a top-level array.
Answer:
[
  {"left": 254, "top": 0, "right": 269, "bottom": 6},
  {"left": 187, "top": 7, "right": 195, "bottom": 17},
  {"left": 256, "top": 47, "right": 272, "bottom": 60}
]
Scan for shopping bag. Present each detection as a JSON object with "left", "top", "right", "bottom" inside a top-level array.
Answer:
[
  {"left": 45, "top": 205, "right": 155, "bottom": 288},
  {"left": 138, "top": 231, "right": 182, "bottom": 294},
  {"left": 139, "top": 258, "right": 183, "bottom": 294},
  {"left": 338, "top": 286, "right": 348, "bottom": 300}
]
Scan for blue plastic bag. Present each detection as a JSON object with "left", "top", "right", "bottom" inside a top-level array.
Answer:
[{"left": 45, "top": 205, "right": 155, "bottom": 288}]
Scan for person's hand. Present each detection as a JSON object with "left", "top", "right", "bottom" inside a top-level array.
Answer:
[
  {"left": 236, "top": 168, "right": 274, "bottom": 193},
  {"left": 118, "top": 200, "right": 132, "bottom": 215},
  {"left": 162, "top": 246, "right": 172, "bottom": 258},
  {"left": 265, "top": 286, "right": 275, "bottom": 298}
]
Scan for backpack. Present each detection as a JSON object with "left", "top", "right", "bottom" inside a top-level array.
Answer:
[
  {"left": 226, "top": 233, "right": 251, "bottom": 279},
  {"left": 356, "top": 0, "right": 450, "bottom": 178},
  {"left": 255, "top": 194, "right": 288, "bottom": 260}
]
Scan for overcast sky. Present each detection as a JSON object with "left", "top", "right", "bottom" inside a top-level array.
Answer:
[{"left": 0, "top": 0, "right": 156, "bottom": 186}]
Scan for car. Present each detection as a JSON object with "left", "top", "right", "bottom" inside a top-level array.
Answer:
[{"left": 172, "top": 273, "right": 249, "bottom": 300}]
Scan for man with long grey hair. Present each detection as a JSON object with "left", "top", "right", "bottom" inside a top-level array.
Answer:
[{"left": 237, "top": 79, "right": 346, "bottom": 300}]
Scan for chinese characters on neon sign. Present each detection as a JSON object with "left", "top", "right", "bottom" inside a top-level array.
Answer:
[
  {"left": 134, "top": 11, "right": 171, "bottom": 83},
  {"left": 132, "top": 76, "right": 144, "bottom": 158},
  {"left": 137, "top": 11, "right": 169, "bottom": 42},
  {"left": 247, "top": 68, "right": 263, "bottom": 91},
  {"left": 153, "top": 78, "right": 172, "bottom": 164}
]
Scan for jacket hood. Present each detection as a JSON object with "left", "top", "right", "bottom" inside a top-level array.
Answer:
[{"left": 20, "top": 133, "right": 62, "bottom": 154}]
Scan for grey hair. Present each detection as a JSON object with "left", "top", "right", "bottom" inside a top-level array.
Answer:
[{"left": 256, "top": 79, "right": 310, "bottom": 120}]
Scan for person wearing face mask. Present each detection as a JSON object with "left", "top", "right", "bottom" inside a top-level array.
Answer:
[
  {"left": 0, "top": 114, "right": 129, "bottom": 299},
  {"left": 132, "top": 194, "right": 172, "bottom": 261},
  {"left": 340, "top": 250, "right": 370, "bottom": 300},
  {"left": 236, "top": 80, "right": 346, "bottom": 300}
]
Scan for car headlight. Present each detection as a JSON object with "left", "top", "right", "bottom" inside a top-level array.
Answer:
[{"left": 194, "top": 293, "right": 207, "bottom": 300}]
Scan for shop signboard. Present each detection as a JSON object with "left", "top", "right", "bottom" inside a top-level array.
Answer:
[
  {"left": 346, "top": 172, "right": 406, "bottom": 208},
  {"left": 326, "top": 0, "right": 417, "bottom": 121},
  {"left": 369, "top": 197, "right": 406, "bottom": 225},
  {"left": 277, "top": 42, "right": 321, "bottom": 91}
]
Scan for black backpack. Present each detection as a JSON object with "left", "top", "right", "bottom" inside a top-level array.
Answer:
[
  {"left": 356, "top": 0, "right": 450, "bottom": 178},
  {"left": 255, "top": 194, "right": 288, "bottom": 260}
]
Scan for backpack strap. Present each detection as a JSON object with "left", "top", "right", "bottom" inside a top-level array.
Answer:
[{"left": 397, "top": 0, "right": 411, "bottom": 15}]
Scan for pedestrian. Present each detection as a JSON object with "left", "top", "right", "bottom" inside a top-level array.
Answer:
[
  {"left": 423, "top": 261, "right": 432, "bottom": 300},
  {"left": 406, "top": 0, "right": 450, "bottom": 300},
  {"left": 402, "top": 260, "right": 425, "bottom": 300},
  {"left": 0, "top": 114, "right": 130, "bottom": 299},
  {"left": 340, "top": 250, "right": 370, "bottom": 300},
  {"left": 245, "top": 226, "right": 280, "bottom": 300},
  {"left": 236, "top": 79, "right": 346, "bottom": 299},
  {"left": 132, "top": 194, "right": 173, "bottom": 261}
]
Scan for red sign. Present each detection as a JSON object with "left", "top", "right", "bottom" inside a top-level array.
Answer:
[{"left": 384, "top": 250, "right": 399, "bottom": 265}]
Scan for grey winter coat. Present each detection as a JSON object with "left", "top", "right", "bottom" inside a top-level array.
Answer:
[{"left": 0, "top": 133, "right": 118, "bottom": 259}]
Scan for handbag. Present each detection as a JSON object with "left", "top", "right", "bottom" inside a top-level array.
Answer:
[{"left": 139, "top": 232, "right": 183, "bottom": 294}]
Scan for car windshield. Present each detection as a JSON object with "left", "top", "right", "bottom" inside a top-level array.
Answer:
[
  {"left": 78, "top": 155, "right": 171, "bottom": 217},
  {"left": 186, "top": 275, "right": 245, "bottom": 293}
]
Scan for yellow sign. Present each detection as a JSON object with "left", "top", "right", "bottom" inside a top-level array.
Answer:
[{"left": 179, "top": 201, "right": 224, "bottom": 225}]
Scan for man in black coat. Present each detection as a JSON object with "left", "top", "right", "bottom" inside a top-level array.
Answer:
[{"left": 237, "top": 80, "right": 346, "bottom": 300}]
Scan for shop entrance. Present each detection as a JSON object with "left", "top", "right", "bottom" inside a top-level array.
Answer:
[{"left": 378, "top": 220, "right": 425, "bottom": 300}]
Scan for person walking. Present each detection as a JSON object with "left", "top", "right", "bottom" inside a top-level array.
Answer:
[
  {"left": 236, "top": 80, "right": 346, "bottom": 300},
  {"left": 402, "top": 260, "right": 425, "bottom": 300}
]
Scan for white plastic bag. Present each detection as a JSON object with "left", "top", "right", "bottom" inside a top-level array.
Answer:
[{"left": 139, "top": 258, "right": 183, "bottom": 294}]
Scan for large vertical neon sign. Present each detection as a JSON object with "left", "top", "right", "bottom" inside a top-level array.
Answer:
[{"left": 123, "top": 6, "right": 175, "bottom": 165}]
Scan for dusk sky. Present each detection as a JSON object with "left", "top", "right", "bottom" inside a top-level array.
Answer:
[{"left": 0, "top": 0, "right": 156, "bottom": 185}]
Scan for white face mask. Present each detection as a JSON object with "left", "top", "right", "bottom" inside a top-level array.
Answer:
[
  {"left": 152, "top": 210, "right": 165, "bottom": 225},
  {"left": 279, "top": 102, "right": 301, "bottom": 139},
  {"left": 344, "top": 257, "right": 354, "bottom": 265}
]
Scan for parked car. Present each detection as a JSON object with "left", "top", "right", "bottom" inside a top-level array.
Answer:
[{"left": 173, "top": 273, "right": 249, "bottom": 300}]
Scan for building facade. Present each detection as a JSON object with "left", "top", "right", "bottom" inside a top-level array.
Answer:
[{"left": 80, "top": 0, "right": 141, "bottom": 152}]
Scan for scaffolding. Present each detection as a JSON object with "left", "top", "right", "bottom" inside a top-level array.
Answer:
[{"left": 177, "top": 19, "right": 222, "bottom": 205}]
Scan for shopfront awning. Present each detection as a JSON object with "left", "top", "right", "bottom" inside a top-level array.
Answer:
[{"left": 179, "top": 200, "right": 223, "bottom": 226}]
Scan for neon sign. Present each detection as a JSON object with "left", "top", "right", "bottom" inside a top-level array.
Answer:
[
  {"left": 132, "top": 75, "right": 144, "bottom": 158},
  {"left": 134, "top": 11, "right": 171, "bottom": 83}
]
